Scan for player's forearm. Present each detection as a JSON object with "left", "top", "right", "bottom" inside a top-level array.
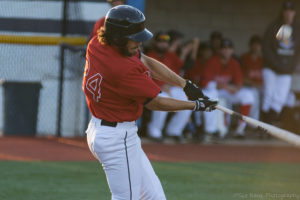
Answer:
[
  {"left": 141, "top": 54, "right": 186, "bottom": 88},
  {"left": 145, "top": 96, "right": 195, "bottom": 111}
]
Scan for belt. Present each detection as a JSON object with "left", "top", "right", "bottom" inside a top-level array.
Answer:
[{"left": 101, "top": 119, "right": 117, "bottom": 127}]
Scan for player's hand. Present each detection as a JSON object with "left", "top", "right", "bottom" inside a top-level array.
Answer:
[
  {"left": 193, "top": 98, "right": 218, "bottom": 112},
  {"left": 183, "top": 80, "right": 208, "bottom": 100}
]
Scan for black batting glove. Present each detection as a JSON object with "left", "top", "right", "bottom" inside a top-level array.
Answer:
[
  {"left": 183, "top": 80, "right": 208, "bottom": 100},
  {"left": 193, "top": 98, "right": 218, "bottom": 112}
]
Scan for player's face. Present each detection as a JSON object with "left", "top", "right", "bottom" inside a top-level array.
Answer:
[
  {"left": 211, "top": 39, "right": 222, "bottom": 50},
  {"left": 250, "top": 43, "right": 261, "bottom": 54},
  {"left": 126, "top": 40, "right": 142, "bottom": 56},
  {"left": 155, "top": 41, "right": 169, "bottom": 53},
  {"left": 283, "top": 9, "right": 296, "bottom": 25},
  {"left": 220, "top": 47, "right": 233, "bottom": 60}
]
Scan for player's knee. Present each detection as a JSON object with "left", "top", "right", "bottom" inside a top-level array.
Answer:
[{"left": 240, "top": 89, "right": 255, "bottom": 105}]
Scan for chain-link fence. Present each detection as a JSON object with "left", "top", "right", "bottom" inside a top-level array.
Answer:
[
  {"left": 0, "top": 0, "right": 110, "bottom": 136},
  {"left": 0, "top": 42, "right": 87, "bottom": 136}
]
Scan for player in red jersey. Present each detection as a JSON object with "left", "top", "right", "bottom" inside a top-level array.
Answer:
[
  {"left": 203, "top": 38, "right": 254, "bottom": 138},
  {"left": 146, "top": 32, "right": 198, "bottom": 142},
  {"left": 185, "top": 42, "right": 213, "bottom": 87},
  {"left": 184, "top": 42, "right": 220, "bottom": 140},
  {"left": 210, "top": 31, "right": 223, "bottom": 56},
  {"left": 241, "top": 35, "right": 263, "bottom": 88},
  {"left": 241, "top": 35, "right": 263, "bottom": 121},
  {"left": 89, "top": 0, "right": 125, "bottom": 39},
  {"left": 83, "top": 5, "right": 217, "bottom": 199}
]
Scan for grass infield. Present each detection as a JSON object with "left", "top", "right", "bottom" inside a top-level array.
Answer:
[{"left": 0, "top": 161, "right": 299, "bottom": 200}]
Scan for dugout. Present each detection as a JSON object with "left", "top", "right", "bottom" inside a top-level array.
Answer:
[{"left": 1, "top": 81, "right": 42, "bottom": 136}]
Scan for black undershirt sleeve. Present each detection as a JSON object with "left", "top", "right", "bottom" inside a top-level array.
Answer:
[{"left": 143, "top": 91, "right": 162, "bottom": 105}]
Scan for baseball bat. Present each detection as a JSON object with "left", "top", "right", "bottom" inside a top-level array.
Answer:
[{"left": 215, "top": 105, "right": 300, "bottom": 148}]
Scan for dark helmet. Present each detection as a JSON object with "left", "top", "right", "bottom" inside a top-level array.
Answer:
[{"left": 105, "top": 5, "right": 153, "bottom": 42}]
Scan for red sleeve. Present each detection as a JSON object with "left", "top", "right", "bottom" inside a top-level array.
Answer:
[
  {"left": 118, "top": 67, "right": 161, "bottom": 103},
  {"left": 233, "top": 61, "right": 243, "bottom": 86}
]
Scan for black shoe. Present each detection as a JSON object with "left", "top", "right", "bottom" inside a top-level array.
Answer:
[
  {"left": 168, "top": 135, "right": 184, "bottom": 143},
  {"left": 262, "top": 109, "right": 280, "bottom": 124},
  {"left": 191, "top": 133, "right": 204, "bottom": 143},
  {"left": 234, "top": 134, "right": 245, "bottom": 140},
  {"left": 203, "top": 132, "right": 219, "bottom": 144},
  {"left": 260, "top": 111, "right": 269, "bottom": 123},
  {"left": 148, "top": 136, "right": 164, "bottom": 143}
]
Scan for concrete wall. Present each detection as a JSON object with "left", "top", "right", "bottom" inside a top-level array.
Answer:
[{"left": 146, "top": 0, "right": 300, "bottom": 55}]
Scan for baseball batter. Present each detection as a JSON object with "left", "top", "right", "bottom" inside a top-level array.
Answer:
[
  {"left": 82, "top": 5, "right": 217, "bottom": 200},
  {"left": 241, "top": 35, "right": 263, "bottom": 121}
]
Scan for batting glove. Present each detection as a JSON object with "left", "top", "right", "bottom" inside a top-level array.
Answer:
[
  {"left": 193, "top": 98, "right": 218, "bottom": 112},
  {"left": 184, "top": 80, "right": 208, "bottom": 100}
]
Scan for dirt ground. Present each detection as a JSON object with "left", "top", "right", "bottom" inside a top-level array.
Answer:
[{"left": 0, "top": 136, "right": 300, "bottom": 162}]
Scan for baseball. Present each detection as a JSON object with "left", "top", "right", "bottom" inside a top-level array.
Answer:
[{"left": 276, "top": 24, "right": 293, "bottom": 41}]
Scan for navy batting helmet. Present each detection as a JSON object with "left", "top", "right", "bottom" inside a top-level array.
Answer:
[{"left": 105, "top": 5, "right": 153, "bottom": 42}]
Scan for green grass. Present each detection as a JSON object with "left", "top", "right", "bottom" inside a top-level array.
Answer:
[{"left": 0, "top": 161, "right": 300, "bottom": 200}]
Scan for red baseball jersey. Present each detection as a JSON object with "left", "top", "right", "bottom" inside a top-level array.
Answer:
[
  {"left": 90, "top": 17, "right": 105, "bottom": 39},
  {"left": 241, "top": 53, "right": 263, "bottom": 85},
  {"left": 184, "top": 57, "right": 206, "bottom": 86},
  {"left": 146, "top": 50, "right": 183, "bottom": 87},
  {"left": 82, "top": 37, "right": 161, "bottom": 122},
  {"left": 202, "top": 55, "right": 243, "bottom": 88}
]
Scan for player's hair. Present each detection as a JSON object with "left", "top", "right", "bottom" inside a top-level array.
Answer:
[
  {"left": 98, "top": 27, "right": 129, "bottom": 56},
  {"left": 249, "top": 35, "right": 262, "bottom": 46}
]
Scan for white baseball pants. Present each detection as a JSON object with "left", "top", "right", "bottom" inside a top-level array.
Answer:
[
  {"left": 194, "top": 81, "right": 219, "bottom": 134},
  {"left": 218, "top": 88, "right": 255, "bottom": 105},
  {"left": 202, "top": 82, "right": 255, "bottom": 134},
  {"left": 86, "top": 116, "right": 166, "bottom": 200},
  {"left": 147, "top": 86, "right": 192, "bottom": 138},
  {"left": 262, "top": 68, "right": 292, "bottom": 113},
  {"left": 247, "top": 87, "right": 261, "bottom": 120}
]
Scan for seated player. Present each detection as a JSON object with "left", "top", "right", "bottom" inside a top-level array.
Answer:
[
  {"left": 241, "top": 35, "right": 263, "bottom": 120},
  {"left": 209, "top": 31, "right": 223, "bottom": 56},
  {"left": 146, "top": 32, "right": 197, "bottom": 142},
  {"left": 202, "top": 39, "right": 255, "bottom": 138},
  {"left": 167, "top": 30, "right": 200, "bottom": 69},
  {"left": 167, "top": 30, "right": 185, "bottom": 54},
  {"left": 185, "top": 42, "right": 219, "bottom": 139}
]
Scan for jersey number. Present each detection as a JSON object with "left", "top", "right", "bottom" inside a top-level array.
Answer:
[{"left": 84, "top": 58, "right": 103, "bottom": 102}]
